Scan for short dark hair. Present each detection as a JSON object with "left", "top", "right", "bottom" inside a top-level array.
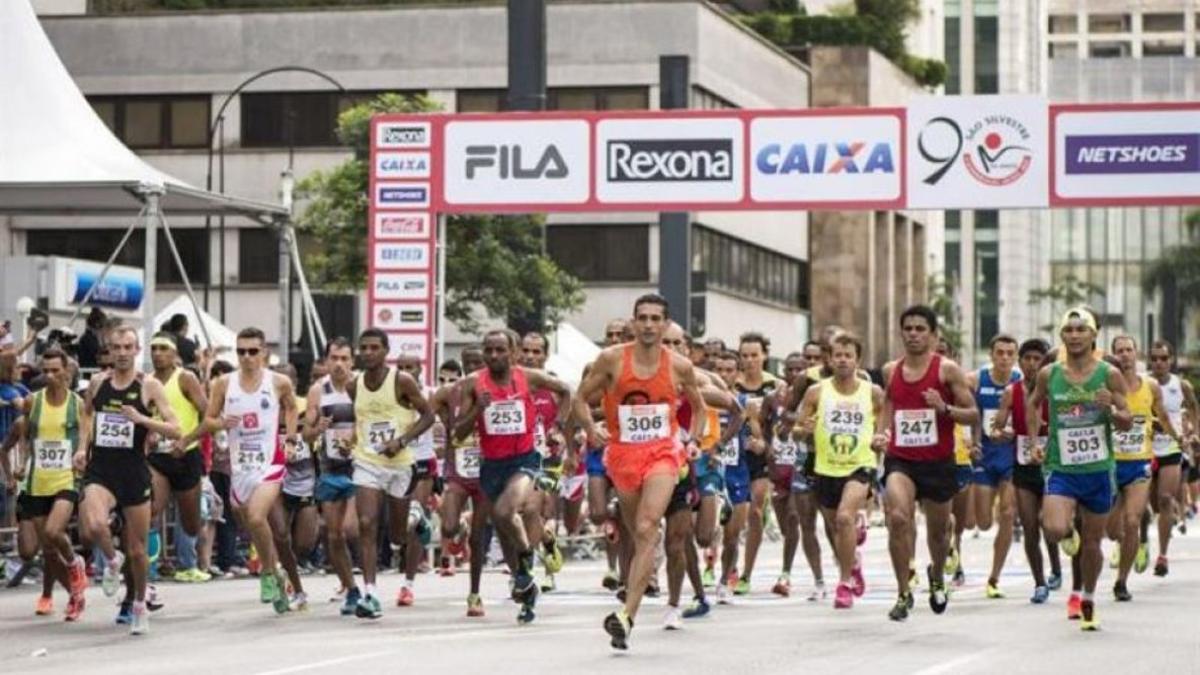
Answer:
[
  {"left": 358, "top": 328, "right": 389, "bottom": 348},
  {"left": 462, "top": 344, "right": 483, "bottom": 355},
  {"left": 1110, "top": 335, "right": 1136, "bottom": 353},
  {"left": 324, "top": 337, "right": 353, "bottom": 358},
  {"left": 632, "top": 293, "right": 670, "bottom": 318},
  {"left": 717, "top": 350, "right": 740, "bottom": 364},
  {"left": 237, "top": 327, "right": 266, "bottom": 342},
  {"left": 168, "top": 313, "right": 188, "bottom": 332},
  {"left": 40, "top": 347, "right": 69, "bottom": 369},
  {"left": 439, "top": 359, "right": 463, "bottom": 375},
  {"left": 739, "top": 332, "right": 770, "bottom": 354},
  {"left": 802, "top": 340, "right": 822, "bottom": 352},
  {"left": 522, "top": 332, "right": 548, "bottom": 350},
  {"left": 989, "top": 333, "right": 1018, "bottom": 350},
  {"left": 831, "top": 333, "right": 863, "bottom": 359},
  {"left": 899, "top": 305, "right": 938, "bottom": 332},
  {"left": 484, "top": 329, "right": 515, "bottom": 350},
  {"left": 1018, "top": 338, "right": 1049, "bottom": 358},
  {"left": 1150, "top": 339, "right": 1174, "bottom": 357},
  {"left": 209, "top": 360, "right": 234, "bottom": 378},
  {"left": 86, "top": 307, "right": 106, "bottom": 330}
]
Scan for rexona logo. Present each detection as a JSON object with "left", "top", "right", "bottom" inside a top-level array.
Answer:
[
  {"left": 755, "top": 142, "right": 895, "bottom": 174},
  {"left": 465, "top": 145, "right": 568, "bottom": 180},
  {"left": 606, "top": 139, "right": 733, "bottom": 182},
  {"left": 377, "top": 122, "right": 430, "bottom": 148}
]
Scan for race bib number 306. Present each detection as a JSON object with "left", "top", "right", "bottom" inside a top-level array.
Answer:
[
  {"left": 894, "top": 409, "right": 937, "bottom": 447},
  {"left": 95, "top": 412, "right": 135, "bottom": 449},
  {"left": 618, "top": 404, "right": 671, "bottom": 444},
  {"left": 1058, "top": 425, "right": 1107, "bottom": 465}
]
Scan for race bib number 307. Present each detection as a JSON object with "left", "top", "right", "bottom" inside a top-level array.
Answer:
[
  {"left": 34, "top": 440, "right": 71, "bottom": 470},
  {"left": 894, "top": 409, "right": 937, "bottom": 447},
  {"left": 618, "top": 404, "right": 671, "bottom": 444}
]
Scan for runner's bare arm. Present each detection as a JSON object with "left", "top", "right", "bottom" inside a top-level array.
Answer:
[
  {"left": 301, "top": 382, "right": 325, "bottom": 446},
  {"left": 675, "top": 355, "right": 706, "bottom": 443},
  {"left": 276, "top": 374, "right": 299, "bottom": 444},
  {"left": 137, "top": 378, "right": 181, "bottom": 440},
  {"left": 871, "top": 385, "right": 888, "bottom": 451},
  {"left": 991, "top": 387, "right": 1015, "bottom": 441},
  {"left": 941, "top": 361, "right": 980, "bottom": 427},
  {"left": 394, "top": 370, "right": 435, "bottom": 447},
  {"left": 1148, "top": 381, "right": 1178, "bottom": 442},
  {"left": 524, "top": 367, "right": 573, "bottom": 427},
  {"left": 73, "top": 375, "right": 105, "bottom": 469},
  {"left": 1181, "top": 380, "right": 1199, "bottom": 439},
  {"left": 180, "top": 370, "right": 209, "bottom": 426},
  {"left": 203, "top": 375, "right": 236, "bottom": 434},
  {"left": 1103, "top": 367, "right": 1133, "bottom": 432},
  {"left": 451, "top": 376, "right": 482, "bottom": 443},
  {"left": 710, "top": 387, "right": 742, "bottom": 449},
  {"left": 573, "top": 350, "right": 616, "bottom": 446},
  {"left": 795, "top": 385, "right": 821, "bottom": 441},
  {"left": 879, "top": 361, "right": 896, "bottom": 444},
  {"left": 1026, "top": 367, "right": 1051, "bottom": 459}
]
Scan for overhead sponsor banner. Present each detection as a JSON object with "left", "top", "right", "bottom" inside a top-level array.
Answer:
[
  {"left": 373, "top": 272, "right": 431, "bottom": 301},
  {"left": 375, "top": 151, "right": 431, "bottom": 179},
  {"left": 373, "top": 303, "right": 430, "bottom": 331},
  {"left": 374, "top": 182, "right": 430, "bottom": 209},
  {"left": 595, "top": 117, "right": 744, "bottom": 204},
  {"left": 906, "top": 95, "right": 1048, "bottom": 209},
  {"left": 374, "top": 212, "right": 432, "bottom": 240},
  {"left": 385, "top": 332, "right": 430, "bottom": 364},
  {"left": 373, "top": 241, "right": 432, "bottom": 271},
  {"left": 443, "top": 119, "right": 590, "bottom": 206},
  {"left": 1051, "top": 103, "right": 1200, "bottom": 206},
  {"left": 52, "top": 258, "right": 144, "bottom": 315},
  {"left": 750, "top": 111, "right": 904, "bottom": 207}
]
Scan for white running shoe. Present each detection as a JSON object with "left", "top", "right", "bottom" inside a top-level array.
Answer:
[{"left": 663, "top": 605, "right": 683, "bottom": 630}]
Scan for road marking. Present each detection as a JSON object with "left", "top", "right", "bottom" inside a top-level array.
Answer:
[{"left": 911, "top": 651, "right": 985, "bottom": 675}]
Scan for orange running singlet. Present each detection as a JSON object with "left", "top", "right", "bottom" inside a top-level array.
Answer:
[{"left": 602, "top": 345, "right": 684, "bottom": 492}]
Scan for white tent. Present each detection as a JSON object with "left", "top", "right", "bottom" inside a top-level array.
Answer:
[
  {"left": 0, "top": 0, "right": 285, "bottom": 219},
  {"left": 152, "top": 294, "right": 239, "bottom": 363},
  {"left": 546, "top": 322, "right": 601, "bottom": 387}
]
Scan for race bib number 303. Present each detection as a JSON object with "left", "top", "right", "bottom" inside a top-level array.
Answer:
[
  {"left": 894, "top": 409, "right": 937, "bottom": 447},
  {"left": 1058, "top": 425, "right": 1107, "bottom": 465},
  {"left": 618, "top": 404, "right": 671, "bottom": 444}
]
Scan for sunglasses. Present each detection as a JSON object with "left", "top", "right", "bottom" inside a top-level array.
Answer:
[{"left": 236, "top": 348, "right": 261, "bottom": 357}]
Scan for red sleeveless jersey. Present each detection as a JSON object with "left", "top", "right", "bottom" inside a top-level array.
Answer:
[
  {"left": 887, "top": 354, "right": 956, "bottom": 462},
  {"left": 475, "top": 367, "right": 536, "bottom": 461}
]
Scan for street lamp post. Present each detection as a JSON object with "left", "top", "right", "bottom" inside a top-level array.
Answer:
[{"left": 203, "top": 66, "right": 345, "bottom": 322}]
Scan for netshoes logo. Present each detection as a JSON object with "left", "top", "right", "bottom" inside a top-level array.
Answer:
[{"left": 606, "top": 139, "right": 733, "bottom": 182}]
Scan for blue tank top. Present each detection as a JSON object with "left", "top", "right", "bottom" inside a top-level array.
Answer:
[
  {"left": 976, "top": 367, "right": 1020, "bottom": 460},
  {"left": 716, "top": 392, "right": 752, "bottom": 472}
]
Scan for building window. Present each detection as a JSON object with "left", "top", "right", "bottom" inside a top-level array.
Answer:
[
  {"left": 26, "top": 228, "right": 207, "bottom": 285},
  {"left": 1142, "top": 13, "right": 1184, "bottom": 32},
  {"left": 1049, "top": 14, "right": 1078, "bottom": 34},
  {"left": 693, "top": 226, "right": 808, "bottom": 310},
  {"left": 457, "top": 89, "right": 504, "bottom": 113},
  {"left": 1089, "top": 41, "right": 1132, "bottom": 58},
  {"left": 88, "top": 95, "right": 211, "bottom": 150},
  {"left": 548, "top": 87, "right": 649, "bottom": 111},
  {"left": 238, "top": 228, "right": 280, "bottom": 284},
  {"left": 1143, "top": 40, "right": 1185, "bottom": 56},
  {"left": 973, "top": 16, "right": 999, "bottom": 93},
  {"left": 241, "top": 91, "right": 423, "bottom": 148},
  {"left": 692, "top": 87, "right": 738, "bottom": 110},
  {"left": 546, "top": 225, "right": 649, "bottom": 282},
  {"left": 1049, "top": 42, "right": 1080, "bottom": 59},
  {"left": 1088, "top": 13, "right": 1131, "bottom": 34}
]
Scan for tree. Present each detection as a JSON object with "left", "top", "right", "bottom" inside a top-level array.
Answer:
[
  {"left": 1144, "top": 210, "right": 1200, "bottom": 349},
  {"left": 295, "top": 94, "right": 585, "bottom": 336},
  {"left": 1028, "top": 273, "right": 1105, "bottom": 333},
  {"left": 927, "top": 273, "right": 964, "bottom": 355}
]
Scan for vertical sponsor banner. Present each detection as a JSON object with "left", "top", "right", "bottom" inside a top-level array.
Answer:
[
  {"left": 906, "top": 95, "right": 1049, "bottom": 209},
  {"left": 369, "top": 117, "right": 440, "bottom": 383},
  {"left": 1050, "top": 102, "right": 1200, "bottom": 207}
]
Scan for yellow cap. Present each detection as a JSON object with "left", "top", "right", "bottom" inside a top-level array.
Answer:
[{"left": 1059, "top": 307, "right": 1098, "bottom": 334}]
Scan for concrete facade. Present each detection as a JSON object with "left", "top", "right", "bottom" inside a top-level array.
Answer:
[{"left": 11, "top": 1, "right": 816, "bottom": 352}]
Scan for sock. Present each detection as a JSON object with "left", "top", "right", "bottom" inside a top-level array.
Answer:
[
  {"left": 401, "top": 578, "right": 412, "bottom": 590},
  {"left": 1081, "top": 591, "right": 1093, "bottom": 602},
  {"left": 365, "top": 583, "right": 376, "bottom": 597}
]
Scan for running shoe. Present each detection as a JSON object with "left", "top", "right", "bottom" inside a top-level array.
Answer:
[
  {"left": 542, "top": 532, "right": 564, "bottom": 575},
  {"left": 833, "top": 582, "right": 853, "bottom": 609},
  {"left": 512, "top": 569, "right": 536, "bottom": 603},
  {"left": 927, "top": 565, "right": 949, "bottom": 615},
  {"left": 439, "top": 559, "right": 456, "bottom": 577},
  {"left": 397, "top": 587, "right": 414, "bottom": 607},
  {"left": 944, "top": 546, "right": 960, "bottom": 577},
  {"left": 68, "top": 558, "right": 89, "bottom": 596},
  {"left": 259, "top": 574, "right": 275, "bottom": 604},
  {"left": 604, "top": 610, "right": 633, "bottom": 650},
  {"left": 1060, "top": 529, "right": 1081, "bottom": 557},
  {"left": 851, "top": 550, "right": 866, "bottom": 597},
  {"left": 1066, "top": 593, "right": 1082, "bottom": 620},
  {"left": 771, "top": 574, "right": 791, "bottom": 597},
  {"left": 644, "top": 581, "right": 661, "bottom": 598},
  {"left": 467, "top": 593, "right": 485, "bottom": 618},
  {"left": 130, "top": 601, "right": 149, "bottom": 635},
  {"left": 146, "top": 584, "right": 164, "bottom": 612},
  {"left": 517, "top": 584, "right": 538, "bottom": 625},
  {"left": 1030, "top": 586, "right": 1050, "bottom": 604},
  {"left": 64, "top": 592, "right": 85, "bottom": 622},
  {"left": 682, "top": 595, "right": 711, "bottom": 619},
  {"left": 35, "top": 595, "right": 53, "bottom": 616},
  {"left": 888, "top": 594, "right": 911, "bottom": 622},
  {"left": 102, "top": 551, "right": 125, "bottom": 598},
  {"left": 985, "top": 580, "right": 1005, "bottom": 599},
  {"left": 115, "top": 601, "right": 133, "bottom": 625},
  {"left": 1047, "top": 572, "right": 1063, "bottom": 591},
  {"left": 340, "top": 587, "right": 361, "bottom": 616},
  {"left": 1112, "top": 581, "right": 1132, "bottom": 602},
  {"left": 716, "top": 584, "right": 733, "bottom": 605},
  {"left": 734, "top": 576, "right": 750, "bottom": 596},
  {"left": 806, "top": 582, "right": 826, "bottom": 602},
  {"left": 601, "top": 569, "right": 620, "bottom": 591},
  {"left": 952, "top": 566, "right": 966, "bottom": 588},
  {"left": 289, "top": 591, "right": 310, "bottom": 612},
  {"left": 444, "top": 530, "right": 468, "bottom": 559},
  {"left": 540, "top": 574, "right": 557, "bottom": 593},
  {"left": 1153, "top": 556, "right": 1168, "bottom": 577},
  {"left": 1079, "top": 599, "right": 1100, "bottom": 631},
  {"left": 355, "top": 594, "right": 383, "bottom": 620},
  {"left": 663, "top": 605, "right": 683, "bottom": 630},
  {"left": 1134, "top": 543, "right": 1149, "bottom": 574},
  {"left": 701, "top": 567, "right": 716, "bottom": 588},
  {"left": 908, "top": 561, "right": 919, "bottom": 590}
]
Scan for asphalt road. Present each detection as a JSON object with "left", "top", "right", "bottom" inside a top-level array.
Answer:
[{"left": 3, "top": 517, "right": 1200, "bottom": 675}]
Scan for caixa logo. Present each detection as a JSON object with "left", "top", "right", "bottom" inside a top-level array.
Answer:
[
  {"left": 465, "top": 145, "right": 568, "bottom": 180},
  {"left": 606, "top": 139, "right": 733, "bottom": 182},
  {"left": 377, "top": 152, "right": 430, "bottom": 179},
  {"left": 756, "top": 142, "right": 895, "bottom": 174}
]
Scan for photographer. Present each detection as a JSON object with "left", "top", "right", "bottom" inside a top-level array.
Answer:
[{"left": 77, "top": 306, "right": 106, "bottom": 369}]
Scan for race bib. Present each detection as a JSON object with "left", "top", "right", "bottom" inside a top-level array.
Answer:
[
  {"left": 825, "top": 406, "right": 866, "bottom": 436},
  {"left": 534, "top": 421, "right": 549, "bottom": 456},
  {"left": 291, "top": 439, "right": 312, "bottom": 462},
  {"left": 484, "top": 400, "right": 527, "bottom": 436},
  {"left": 894, "top": 409, "right": 938, "bottom": 447},
  {"left": 367, "top": 421, "right": 397, "bottom": 453},
  {"left": 233, "top": 437, "right": 269, "bottom": 471},
  {"left": 1058, "top": 425, "right": 1108, "bottom": 466},
  {"left": 1151, "top": 433, "right": 1178, "bottom": 457},
  {"left": 324, "top": 427, "right": 354, "bottom": 460},
  {"left": 717, "top": 437, "right": 740, "bottom": 466},
  {"left": 95, "top": 412, "right": 135, "bottom": 449},
  {"left": 982, "top": 409, "right": 1003, "bottom": 437},
  {"left": 455, "top": 447, "right": 481, "bottom": 479},
  {"left": 34, "top": 439, "right": 72, "bottom": 471},
  {"left": 1016, "top": 435, "right": 1036, "bottom": 465},
  {"left": 773, "top": 439, "right": 798, "bottom": 466},
  {"left": 618, "top": 404, "right": 671, "bottom": 444},
  {"left": 1114, "top": 417, "right": 1147, "bottom": 458}
]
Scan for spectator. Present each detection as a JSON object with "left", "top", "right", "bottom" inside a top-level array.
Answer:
[
  {"left": 167, "top": 313, "right": 198, "bottom": 367},
  {"left": 76, "top": 306, "right": 106, "bottom": 369},
  {"left": 0, "top": 351, "right": 30, "bottom": 531}
]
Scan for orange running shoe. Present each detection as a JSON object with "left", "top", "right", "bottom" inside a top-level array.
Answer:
[
  {"left": 1067, "top": 593, "right": 1082, "bottom": 620},
  {"left": 35, "top": 595, "right": 53, "bottom": 616}
]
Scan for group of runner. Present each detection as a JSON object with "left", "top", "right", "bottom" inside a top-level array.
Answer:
[{"left": 2, "top": 295, "right": 1197, "bottom": 649}]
